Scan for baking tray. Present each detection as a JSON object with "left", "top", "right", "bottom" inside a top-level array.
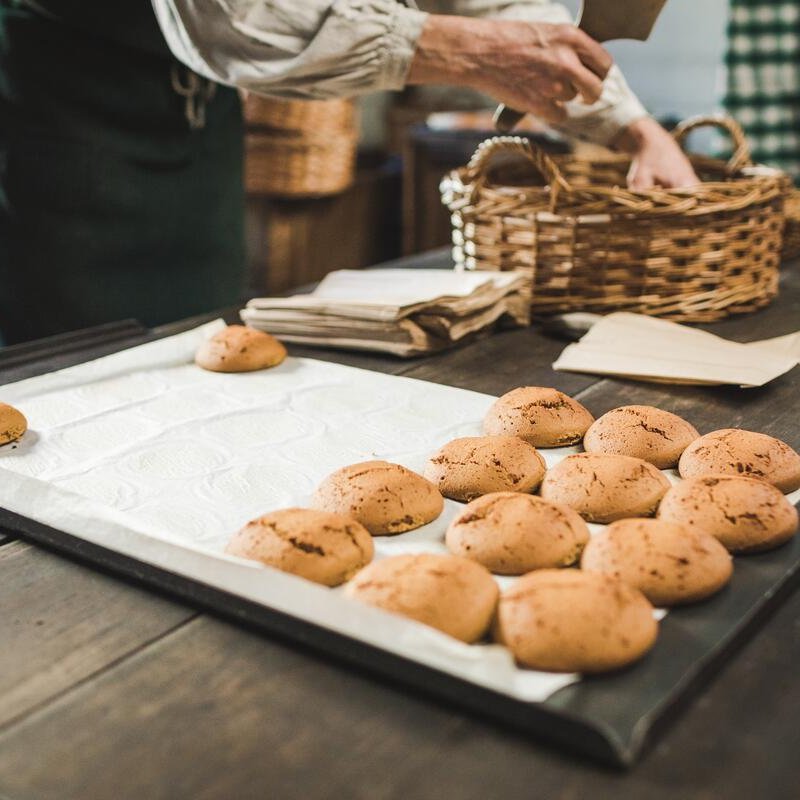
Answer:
[{"left": 1, "top": 323, "right": 798, "bottom": 767}]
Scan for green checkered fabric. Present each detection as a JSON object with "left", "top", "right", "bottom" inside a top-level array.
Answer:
[{"left": 723, "top": 1, "right": 800, "bottom": 182}]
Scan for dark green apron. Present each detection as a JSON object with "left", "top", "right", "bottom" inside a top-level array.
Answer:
[{"left": 0, "top": 0, "right": 245, "bottom": 344}]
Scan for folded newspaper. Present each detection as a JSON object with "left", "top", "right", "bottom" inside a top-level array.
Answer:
[{"left": 242, "top": 269, "right": 530, "bottom": 356}]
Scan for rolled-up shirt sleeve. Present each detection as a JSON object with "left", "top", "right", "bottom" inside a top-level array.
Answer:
[
  {"left": 424, "top": 1, "right": 648, "bottom": 144},
  {"left": 151, "top": 0, "right": 429, "bottom": 98},
  {"left": 152, "top": 0, "right": 648, "bottom": 144}
]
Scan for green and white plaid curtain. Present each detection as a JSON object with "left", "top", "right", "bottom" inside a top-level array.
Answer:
[{"left": 723, "top": 1, "right": 800, "bottom": 182}]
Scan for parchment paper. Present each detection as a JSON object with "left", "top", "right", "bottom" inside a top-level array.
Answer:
[
  {"left": 553, "top": 312, "right": 800, "bottom": 387},
  {"left": 3, "top": 322, "right": 795, "bottom": 702}
]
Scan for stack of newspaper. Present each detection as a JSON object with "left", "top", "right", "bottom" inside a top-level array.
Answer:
[{"left": 241, "top": 269, "right": 530, "bottom": 356}]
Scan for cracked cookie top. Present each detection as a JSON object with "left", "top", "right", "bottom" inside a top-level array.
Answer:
[
  {"left": 583, "top": 405, "right": 700, "bottom": 469},
  {"left": 226, "top": 507, "right": 374, "bottom": 586},
  {"left": 581, "top": 518, "right": 732, "bottom": 606},
  {"left": 311, "top": 460, "right": 444, "bottom": 535},
  {"left": 678, "top": 429, "right": 800, "bottom": 494},
  {"left": 494, "top": 569, "right": 658, "bottom": 673},
  {"left": 483, "top": 386, "right": 594, "bottom": 448},
  {"left": 195, "top": 324, "right": 287, "bottom": 373},
  {"left": 0, "top": 402, "right": 27, "bottom": 446},
  {"left": 345, "top": 553, "right": 498, "bottom": 643},
  {"left": 540, "top": 452, "right": 671, "bottom": 524},
  {"left": 658, "top": 474, "right": 799, "bottom": 553},
  {"left": 423, "top": 435, "right": 547, "bottom": 502},
  {"left": 446, "top": 492, "right": 590, "bottom": 575}
]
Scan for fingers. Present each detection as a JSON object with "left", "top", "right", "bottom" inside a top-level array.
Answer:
[
  {"left": 562, "top": 26, "right": 613, "bottom": 79},
  {"left": 557, "top": 49, "right": 605, "bottom": 104},
  {"left": 548, "top": 80, "right": 579, "bottom": 103},
  {"left": 627, "top": 162, "right": 655, "bottom": 191},
  {"left": 532, "top": 99, "right": 569, "bottom": 125}
]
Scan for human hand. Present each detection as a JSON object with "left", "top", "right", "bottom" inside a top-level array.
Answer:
[
  {"left": 613, "top": 117, "right": 699, "bottom": 190},
  {"left": 407, "top": 17, "right": 613, "bottom": 125}
]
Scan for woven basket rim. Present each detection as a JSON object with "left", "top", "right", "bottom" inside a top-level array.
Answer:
[
  {"left": 445, "top": 117, "right": 790, "bottom": 222},
  {"left": 444, "top": 156, "right": 787, "bottom": 221}
]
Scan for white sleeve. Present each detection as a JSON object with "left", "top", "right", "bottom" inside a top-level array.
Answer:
[{"left": 151, "top": 0, "right": 428, "bottom": 98}]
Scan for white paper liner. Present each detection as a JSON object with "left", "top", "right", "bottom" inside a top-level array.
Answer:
[{"left": 3, "top": 321, "right": 795, "bottom": 701}]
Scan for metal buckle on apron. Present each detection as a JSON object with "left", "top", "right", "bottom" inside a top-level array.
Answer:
[{"left": 170, "top": 63, "right": 217, "bottom": 130}]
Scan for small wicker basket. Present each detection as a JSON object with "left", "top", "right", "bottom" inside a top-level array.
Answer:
[
  {"left": 244, "top": 94, "right": 357, "bottom": 135},
  {"left": 245, "top": 131, "right": 358, "bottom": 197},
  {"left": 244, "top": 95, "right": 358, "bottom": 198},
  {"left": 441, "top": 116, "right": 788, "bottom": 321},
  {"left": 783, "top": 189, "right": 800, "bottom": 261}
]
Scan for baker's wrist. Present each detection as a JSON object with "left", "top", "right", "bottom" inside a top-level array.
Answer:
[
  {"left": 611, "top": 115, "right": 663, "bottom": 154},
  {"left": 406, "top": 15, "right": 488, "bottom": 90}
]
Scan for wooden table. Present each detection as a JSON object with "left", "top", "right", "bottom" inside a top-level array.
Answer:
[{"left": 1, "top": 251, "right": 798, "bottom": 800}]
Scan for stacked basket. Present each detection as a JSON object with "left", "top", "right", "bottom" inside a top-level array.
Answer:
[
  {"left": 441, "top": 116, "right": 790, "bottom": 322},
  {"left": 244, "top": 95, "right": 358, "bottom": 197}
]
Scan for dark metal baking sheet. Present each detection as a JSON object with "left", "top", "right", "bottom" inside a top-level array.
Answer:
[{"left": 1, "top": 329, "right": 798, "bottom": 768}]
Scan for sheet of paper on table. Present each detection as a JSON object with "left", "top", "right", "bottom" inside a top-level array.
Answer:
[
  {"left": 0, "top": 320, "right": 577, "bottom": 704},
  {"left": 242, "top": 269, "right": 531, "bottom": 356},
  {"left": 553, "top": 312, "right": 800, "bottom": 387}
]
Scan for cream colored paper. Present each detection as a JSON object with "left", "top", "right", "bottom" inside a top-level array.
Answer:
[
  {"left": 0, "top": 321, "right": 573, "bottom": 702},
  {"left": 242, "top": 269, "right": 530, "bottom": 356},
  {"left": 553, "top": 313, "right": 799, "bottom": 387}
]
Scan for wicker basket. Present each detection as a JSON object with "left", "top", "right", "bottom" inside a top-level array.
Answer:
[
  {"left": 244, "top": 95, "right": 357, "bottom": 136},
  {"left": 783, "top": 188, "right": 800, "bottom": 261},
  {"left": 441, "top": 116, "right": 788, "bottom": 321},
  {"left": 245, "top": 130, "right": 358, "bottom": 197},
  {"left": 244, "top": 95, "right": 358, "bottom": 197}
]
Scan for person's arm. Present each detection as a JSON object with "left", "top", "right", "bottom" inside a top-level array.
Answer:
[
  {"left": 152, "top": 0, "right": 696, "bottom": 187},
  {"left": 151, "top": 0, "right": 430, "bottom": 98},
  {"left": 416, "top": 1, "right": 697, "bottom": 189}
]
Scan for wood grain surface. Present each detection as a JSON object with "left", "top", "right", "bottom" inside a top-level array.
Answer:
[{"left": 0, "top": 251, "right": 797, "bottom": 799}]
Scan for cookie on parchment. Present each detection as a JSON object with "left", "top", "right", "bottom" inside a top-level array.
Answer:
[
  {"left": 195, "top": 324, "right": 287, "bottom": 373},
  {"left": 493, "top": 569, "right": 658, "bottom": 673},
  {"left": 445, "top": 492, "right": 590, "bottom": 574},
  {"left": 658, "top": 474, "right": 799, "bottom": 553},
  {"left": 423, "top": 435, "right": 546, "bottom": 502},
  {"left": 678, "top": 429, "right": 800, "bottom": 494},
  {"left": 345, "top": 553, "right": 499, "bottom": 643},
  {"left": 226, "top": 508, "right": 373, "bottom": 587},
  {"left": 0, "top": 403, "right": 27, "bottom": 445},
  {"left": 311, "top": 461, "right": 443, "bottom": 535},
  {"left": 583, "top": 405, "right": 699, "bottom": 469},
  {"left": 539, "top": 452, "right": 671, "bottom": 523},
  {"left": 483, "top": 386, "right": 594, "bottom": 448},
  {"left": 581, "top": 518, "right": 732, "bottom": 606}
]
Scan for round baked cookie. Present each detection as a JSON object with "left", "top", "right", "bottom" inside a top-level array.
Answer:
[
  {"left": 226, "top": 508, "right": 373, "bottom": 587},
  {"left": 494, "top": 569, "right": 658, "bottom": 673},
  {"left": 311, "top": 461, "right": 443, "bottom": 535},
  {"left": 658, "top": 475, "right": 799, "bottom": 553},
  {"left": 345, "top": 553, "right": 499, "bottom": 643},
  {"left": 581, "top": 518, "right": 732, "bottom": 606},
  {"left": 483, "top": 386, "right": 594, "bottom": 448},
  {"left": 445, "top": 492, "right": 590, "bottom": 574},
  {"left": 195, "top": 324, "right": 287, "bottom": 373},
  {"left": 540, "top": 453, "right": 671, "bottom": 523},
  {"left": 0, "top": 403, "right": 27, "bottom": 445},
  {"left": 423, "top": 436, "right": 546, "bottom": 502},
  {"left": 583, "top": 405, "right": 700, "bottom": 469},
  {"left": 678, "top": 429, "right": 800, "bottom": 494}
]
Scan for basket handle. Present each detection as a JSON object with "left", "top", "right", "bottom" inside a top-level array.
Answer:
[
  {"left": 465, "top": 136, "right": 572, "bottom": 209},
  {"left": 671, "top": 114, "right": 752, "bottom": 173}
]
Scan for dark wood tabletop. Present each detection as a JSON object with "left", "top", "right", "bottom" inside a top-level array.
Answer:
[{"left": 1, "top": 250, "right": 798, "bottom": 800}]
